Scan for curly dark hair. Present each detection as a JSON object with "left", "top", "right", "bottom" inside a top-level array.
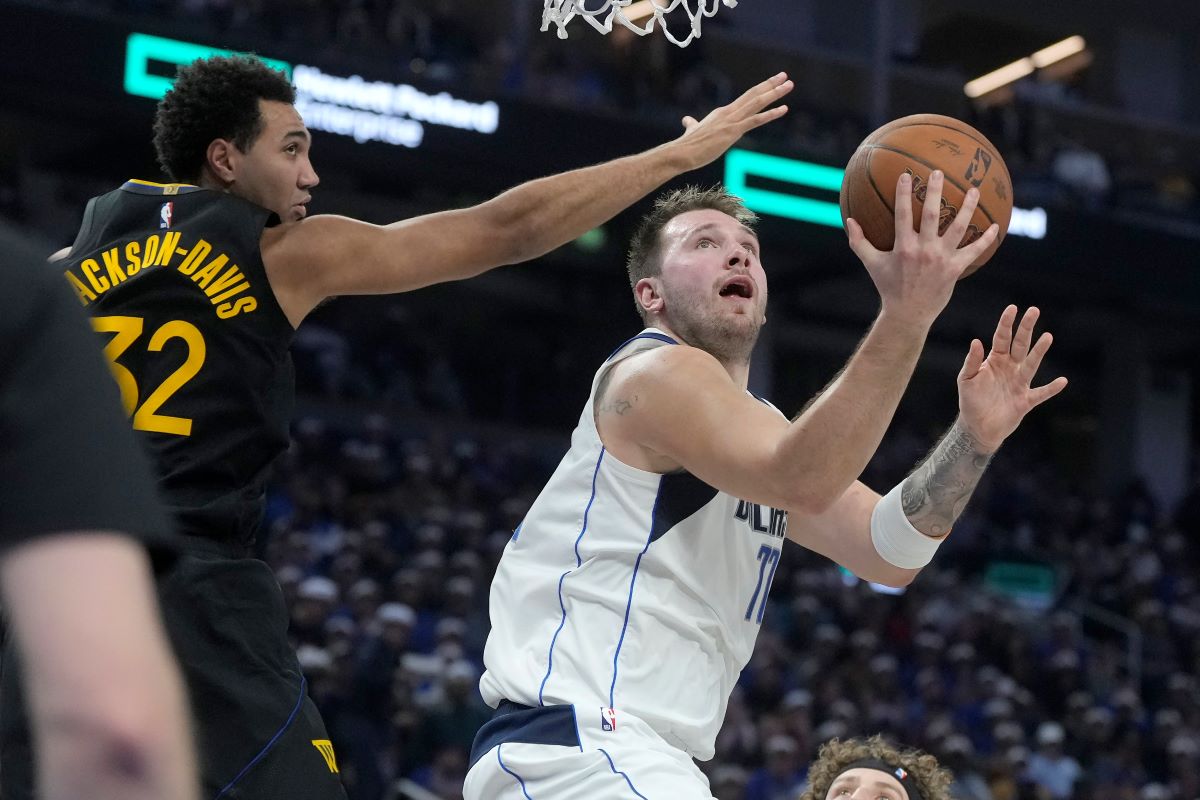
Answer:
[
  {"left": 800, "top": 736, "right": 954, "bottom": 800},
  {"left": 625, "top": 185, "right": 756, "bottom": 321},
  {"left": 152, "top": 55, "right": 296, "bottom": 183}
]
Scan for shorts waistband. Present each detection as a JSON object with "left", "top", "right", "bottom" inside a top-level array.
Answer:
[{"left": 469, "top": 700, "right": 581, "bottom": 768}]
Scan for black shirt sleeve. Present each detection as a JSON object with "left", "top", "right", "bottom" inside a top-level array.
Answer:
[{"left": 0, "top": 224, "right": 176, "bottom": 557}]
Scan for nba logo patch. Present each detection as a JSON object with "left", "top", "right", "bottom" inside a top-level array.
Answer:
[
  {"left": 600, "top": 707, "right": 617, "bottom": 732},
  {"left": 160, "top": 201, "right": 174, "bottom": 229},
  {"left": 894, "top": 767, "right": 908, "bottom": 780}
]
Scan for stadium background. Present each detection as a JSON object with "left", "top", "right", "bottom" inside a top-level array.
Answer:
[{"left": 2, "top": 1, "right": 1200, "bottom": 797}]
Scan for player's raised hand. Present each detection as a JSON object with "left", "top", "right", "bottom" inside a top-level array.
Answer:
[
  {"left": 671, "top": 72, "right": 792, "bottom": 170},
  {"left": 848, "top": 170, "right": 999, "bottom": 329},
  {"left": 957, "top": 305, "right": 1068, "bottom": 452}
]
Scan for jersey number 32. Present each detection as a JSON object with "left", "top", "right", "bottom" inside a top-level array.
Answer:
[{"left": 91, "top": 315, "right": 206, "bottom": 436}]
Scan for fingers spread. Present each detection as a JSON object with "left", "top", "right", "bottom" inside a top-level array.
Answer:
[
  {"left": 845, "top": 218, "right": 879, "bottom": 261},
  {"left": 893, "top": 172, "right": 914, "bottom": 243},
  {"left": 991, "top": 304, "right": 1019, "bottom": 354},
  {"left": 919, "top": 170, "right": 944, "bottom": 242},
  {"left": 944, "top": 187, "right": 980, "bottom": 245},
  {"left": 744, "top": 105, "right": 789, "bottom": 131},
  {"left": 958, "top": 223, "right": 999, "bottom": 263},
  {"left": 1021, "top": 331, "right": 1053, "bottom": 379},
  {"left": 1029, "top": 376, "right": 1069, "bottom": 407},
  {"left": 736, "top": 72, "right": 789, "bottom": 114},
  {"left": 1011, "top": 306, "right": 1041, "bottom": 360},
  {"left": 959, "top": 338, "right": 985, "bottom": 381}
]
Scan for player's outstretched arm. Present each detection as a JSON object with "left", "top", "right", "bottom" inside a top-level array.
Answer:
[
  {"left": 264, "top": 73, "right": 792, "bottom": 324},
  {"left": 786, "top": 306, "right": 1067, "bottom": 586},
  {"left": 1, "top": 534, "right": 198, "bottom": 800}
]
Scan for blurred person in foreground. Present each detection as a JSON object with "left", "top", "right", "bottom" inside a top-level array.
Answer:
[{"left": 0, "top": 224, "right": 196, "bottom": 799}]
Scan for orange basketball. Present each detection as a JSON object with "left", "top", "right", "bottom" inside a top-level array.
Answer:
[{"left": 839, "top": 114, "right": 1013, "bottom": 276}]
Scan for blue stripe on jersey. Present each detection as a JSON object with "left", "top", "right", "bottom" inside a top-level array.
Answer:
[
  {"left": 605, "top": 332, "right": 677, "bottom": 362},
  {"left": 214, "top": 675, "right": 307, "bottom": 798},
  {"left": 496, "top": 744, "right": 535, "bottom": 800},
  {"left": 598, "top": 748, "right": 651, "bottom": 800},
  {"left": 539, "top": 448, "right": 606, "bottom": 705},
  {"left": 609, "top": 480, "right": 663, "bottom": 709}
]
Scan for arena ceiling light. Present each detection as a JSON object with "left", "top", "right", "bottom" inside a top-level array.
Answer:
[{"left": 964, "top": 35, "right": 1088, "bottom": 100}]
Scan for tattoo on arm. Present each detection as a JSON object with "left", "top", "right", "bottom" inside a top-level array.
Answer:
[
  {"left": 593, "top": 366, "right": 637, "bottom": 422},
  {"left": 599, "top": 396, "right": 636, "bottom": 415},
  {"left": 900, "top": 419, "right": 993, "bottom": 537}
]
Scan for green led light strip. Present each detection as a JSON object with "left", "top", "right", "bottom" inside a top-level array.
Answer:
[
  {"left": 124, "top": 33, "right": 292, "bottom": 100},
  {"left": 724, "top": 149, "right": 845, "bottom": 228}
]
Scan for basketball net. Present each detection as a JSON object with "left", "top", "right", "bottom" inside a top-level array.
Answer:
[{"left": 542, "top": 0, "right": 737, "bottom": 48}]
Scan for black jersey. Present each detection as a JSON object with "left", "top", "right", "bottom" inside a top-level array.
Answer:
[{"left": 59, "top": 180, "right": 295, "bottom": 546}]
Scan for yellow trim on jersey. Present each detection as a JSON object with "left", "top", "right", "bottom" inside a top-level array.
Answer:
[
  {"left": 311, "top": 740, "right": 339, "bottom": 773},
  {"left": 126, "top": 179, "right": 199, "bottom": 189}
]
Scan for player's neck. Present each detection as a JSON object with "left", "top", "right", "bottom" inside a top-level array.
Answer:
[
  {"left": 651, "top": 322, "right": 752, "bottom": 390},
  {"left": 196, "top": 168, "right": 233, "bottom": 194}
]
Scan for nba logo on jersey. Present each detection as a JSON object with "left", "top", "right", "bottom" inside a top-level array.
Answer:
[
  {"left": 600, "top": 707, "right": 617, "bottom": 732},
  {"left": 159, "top": 201, "right": 174, "bottom": 229}
]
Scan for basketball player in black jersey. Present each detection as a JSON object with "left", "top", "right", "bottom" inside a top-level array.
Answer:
[{"left": 0, "top": 56, "right": 793, "bottom": 798}]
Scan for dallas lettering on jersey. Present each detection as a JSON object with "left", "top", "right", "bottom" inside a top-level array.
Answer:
[
  {"left": 734, "top": 500, "right": 788, "bottom": 539},
  {"left": 63, "top": 232, "right": 259, "bottom": 319}
]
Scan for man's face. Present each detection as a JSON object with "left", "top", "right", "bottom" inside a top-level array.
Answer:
[
  {"left": 825, "top": 768, "right": 909, "bottom": 800},
  {"left": 644, "top": 208, "right": 768, "bottom": 364},
  {"left": 227, "top": 100, "right": 319, "bottom": 222}
]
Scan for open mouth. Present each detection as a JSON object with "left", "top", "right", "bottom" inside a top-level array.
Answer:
[{"left": 719, "top": 276, "right": 755, "bottom": 299}]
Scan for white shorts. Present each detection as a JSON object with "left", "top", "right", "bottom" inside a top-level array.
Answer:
[{"left": 464, "top": 702, "right": 715, "bottom": 800}]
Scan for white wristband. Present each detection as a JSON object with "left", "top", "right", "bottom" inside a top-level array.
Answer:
[{"left": 870, "top": 483, "right": 944, "bottom": 569}]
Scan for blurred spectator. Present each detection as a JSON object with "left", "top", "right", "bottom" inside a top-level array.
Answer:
[
  {"left": 744, "top": 735, "right": 805, "bottom": 800},
  {"left": 941, "top": 734, "right": 993, "bottom": 800},
  {"left": 1024, "top": 722, "right": 1083, "bottom": 799}
]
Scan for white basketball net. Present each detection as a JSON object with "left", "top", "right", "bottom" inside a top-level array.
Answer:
[{"left": 542, "top": 0, "right": 737, "bottom": 48}]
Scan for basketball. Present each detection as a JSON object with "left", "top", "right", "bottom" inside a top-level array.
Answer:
[{"left": 839, "top": 114, "right": 1013, "bottom": 276}]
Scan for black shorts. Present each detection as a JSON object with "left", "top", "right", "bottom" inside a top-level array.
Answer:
[{"left": 0, "top": 540, "right": 348, "bottom": 799}]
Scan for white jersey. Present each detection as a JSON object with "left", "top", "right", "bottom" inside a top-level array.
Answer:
[{"left": 479, "top": 329, "right": 788, "bottom": 761}]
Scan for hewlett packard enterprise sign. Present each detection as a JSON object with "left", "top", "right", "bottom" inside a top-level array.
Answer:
[
  {"left": 291, "top": 65, "right": 498, "bottom": 147},
  {"left": 124, "top": 33, "right": 499, "bottom": 148}
]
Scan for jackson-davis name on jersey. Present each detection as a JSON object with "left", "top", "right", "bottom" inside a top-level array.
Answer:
[{"left": 63, "top": 231, "right": 260, "bottom": 319}]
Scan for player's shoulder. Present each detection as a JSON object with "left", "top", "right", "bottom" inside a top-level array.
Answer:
[
  {"left": 260, "top": 213, "right": 361, "bottom": 255},
  {"left": 606, "top": 339, "right": 726, "bottom": 393}
]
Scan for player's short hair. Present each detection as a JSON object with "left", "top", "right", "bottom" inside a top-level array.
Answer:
[
  {"left": 153, "top": 55, "right": 296, "bottom": 183},
  {"left": 800, "top": 736, "right": 953, "bottom": 800},
  {"left": 625, "top": 185, "right": 757, "bottom": 322}
]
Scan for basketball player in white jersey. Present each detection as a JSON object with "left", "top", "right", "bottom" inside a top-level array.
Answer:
[{"left": 466, "top": 171, "right": 1067, "bottom": 799}]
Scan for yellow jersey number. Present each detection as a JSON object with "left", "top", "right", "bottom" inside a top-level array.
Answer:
[{"left": 91, "top": 316, "right": 206, "bottom": 436}]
